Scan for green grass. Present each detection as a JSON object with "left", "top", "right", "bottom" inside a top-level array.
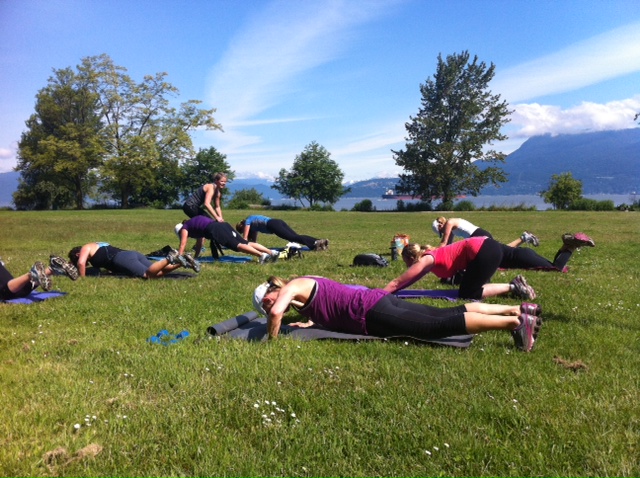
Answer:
[{"left": 1, "top": 209, "right": 638, "bottom": 477}]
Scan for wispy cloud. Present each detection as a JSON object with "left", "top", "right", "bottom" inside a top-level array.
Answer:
[
  {"left": 205, "top": 0, "right": 402, "bottom": 151},
  {"left": 494, "top": 21, "right": 640, "bottom": 103}
]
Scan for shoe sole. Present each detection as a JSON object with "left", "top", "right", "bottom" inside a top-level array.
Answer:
[{"left": 50, "top": 256, "right": 79, "bottom": 280}]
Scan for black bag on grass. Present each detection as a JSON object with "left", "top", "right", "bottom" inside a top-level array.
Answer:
[{"left": 352, "top": 253, "right": 389, "bottom": 267}]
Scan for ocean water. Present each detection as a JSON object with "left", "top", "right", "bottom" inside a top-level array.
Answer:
[{"left": 271, "top": 194, "right": 636, "bottom": 211}]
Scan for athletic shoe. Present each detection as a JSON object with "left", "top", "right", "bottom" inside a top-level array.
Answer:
[
  {"left": 30, "top": 261, "right": 51, "bottom": 291},
  {"left": 562, "top": 232, "right": 595, "bottom": 249},
  {"left": 166, "top": 249, "right": 188, "bottom": 268},
  {"left": 49, "top": 255, "right": 79, "bottom": 280},
  {"left": 512, "top": 313, "right": 541, "bottom": 352},
  {"left": 259, "top": 252, "right": 271, "bottom": 264},
  {"left": 510, "top": 274, "right": 536, "bottom": 300},
  {"left": 521, "top": 231, "right": 539, "bottom": 247},
  {"left": 520, "top": 302, "right": 542, "bottom": 317},
  {"left": 270, "top": 251, "right": 279, "bottom": 263},
  {"left": 183, "top": 253, "right": 201, "bottom": 273},
  {"left": 314, "top": 239, "right": 329, "bottom": 251}
]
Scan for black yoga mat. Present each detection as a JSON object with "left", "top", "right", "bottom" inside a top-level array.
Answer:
[{"left": 207, "top": 311, "right": 474, "bottom": 348}]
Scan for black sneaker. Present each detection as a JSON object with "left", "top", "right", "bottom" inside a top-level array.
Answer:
[{"left": 49, "top": 255, "right": 79, "bottom": 280}]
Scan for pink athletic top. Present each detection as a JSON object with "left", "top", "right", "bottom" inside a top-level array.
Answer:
[{"left": 425, "top": 236, "right": 486, "bottom": 278}]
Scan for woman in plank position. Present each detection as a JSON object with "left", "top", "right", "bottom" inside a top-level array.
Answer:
[
  {"left": 432, "top": 216, "right": 539, "bottom": 248},
  {"left": 68, "top": 243, "right": 199, "bottom": 278},
  {"left": 176, "top": 216, "right": 279, "bottom": 264},
  {"left": 253, "top": 275, "right": 542, "bottom": 352},
  {"left": 235, "top": 215, "right": 329, "bottom": 251},
  {"left": 387, "top": 233, "right": 595, "bottom": 300}
]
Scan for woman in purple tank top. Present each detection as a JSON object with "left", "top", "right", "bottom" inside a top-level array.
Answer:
[{"left": 253, "top": 275, "right": 544, "bottom": 352}]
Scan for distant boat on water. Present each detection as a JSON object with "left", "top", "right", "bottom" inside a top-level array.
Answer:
[
  {"left": 381, "top": 189, "right": 422, "bottom": 200},
  {"left": 381, "top": 189, "right": 467, "bottom": 201}
]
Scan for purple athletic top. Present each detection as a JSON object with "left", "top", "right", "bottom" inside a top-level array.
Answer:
[
  {"left": 295, "top": 277, "right": 389, "bottom": 335},
  {"left": 182, "top": 215, "right": 214, "bottom": 238}
]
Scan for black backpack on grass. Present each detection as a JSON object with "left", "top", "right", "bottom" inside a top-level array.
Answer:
[{"left": 352, "top": 253, "right": 389, "bottom": 267}]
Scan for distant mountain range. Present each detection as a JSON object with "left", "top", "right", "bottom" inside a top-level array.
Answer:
[{"left": 1, "top": 129, "right": 638, "bottom": 207}]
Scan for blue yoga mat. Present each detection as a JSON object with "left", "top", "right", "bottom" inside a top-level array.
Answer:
[
  {"left": 148, "top": 255, "right": 253, "bottom": 263},
  {"left": 2, "top": 291, "right": 67, "bottom": 304}
]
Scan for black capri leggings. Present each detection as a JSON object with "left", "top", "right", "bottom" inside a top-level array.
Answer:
[
  {"left": 365, "top": 294, "right": 467, "bottom": 339},
  {"left": 266, "top": 219, "right": 318, "bottom": 249},
  {"left": 458, "top": 238, "right": 504, "bottom": 300}
]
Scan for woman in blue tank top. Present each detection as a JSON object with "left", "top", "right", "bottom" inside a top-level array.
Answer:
[{"left": 253, "top": 275, "right": 543, "bottom": 352}]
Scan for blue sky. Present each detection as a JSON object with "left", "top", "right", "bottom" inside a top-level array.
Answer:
[{"left": 1, "top": 0, "right": 639, "bottom": 181}]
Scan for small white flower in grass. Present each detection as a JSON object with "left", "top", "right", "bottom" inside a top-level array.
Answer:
[
  {"left": 262, "top": 415, "right": 267, "bottom": 419},
  {"left": 254, "top": 404, "right": 260, "bottom": 408},
  {"left": 205, "top": 367, "right": 210, "bottom": 372},
  {"left": 512, "top": 399, "right": 518, "bottom": 403},
  {"left": 291, "top": 413, "right": 296, "bottom": 418},
  {"left": 89, "top": 380, "right": 94, "bottom": 384},
  {"left": 444, "top": 443, "right": 450, "bottom": 448},
  {"left": 271, "top": 401, "right": 277, "bottom": 405},
  {"left": 264, "top": 400, "right": 270, "bottom": 404},
  {"left": 92, "top": 415, "right": 97, "bottom": 420},
  {"left": 404, "top": 341, "right": 409, "bottom": 346},
  {"left": 270, "top": 412, "right": 275, "bottom": 416},
  {"left": 425, "top": 450, "right": 431, "bottom": 456},
  {"left": 122, "top": 415, "right": 127, "bottom": 419},
  {"left": 74, "top": 423, "right": 81, "bottom": 430},
  {"left": 277, "top": 381, "right": 282, "bottom": 385}
]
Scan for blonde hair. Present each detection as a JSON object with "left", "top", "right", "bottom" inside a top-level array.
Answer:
[
  {"left": 401, "top": 243, "right": 435, "bottom": 264},
  {"left": 266, "top": 275, "right": 289, "bottom": 292}
]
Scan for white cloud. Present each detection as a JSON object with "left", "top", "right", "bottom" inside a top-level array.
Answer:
[
  {"left": 509, "top": 96, "right": 640, "bottom": 137},
  {"left": 494, "top": 21, "right": 640, "bottom": 103}
]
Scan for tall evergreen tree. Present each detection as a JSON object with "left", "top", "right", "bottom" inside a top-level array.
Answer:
[{"left": 393, "top": 51, "right": 511, "bottom": 208}]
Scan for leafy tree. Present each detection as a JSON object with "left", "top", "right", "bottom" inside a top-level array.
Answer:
[
  {"left": 226, "top": 188, "right": 270, "bottom": 209},
  {"left": 392, "top": 51, "right": 511, "bottom": 205},
  {"left": 541, "top": 172, "right": 583, "bottom": 210},
  {"left": 352, "top": 199, "right": 374, "bottom": 212},
  {"left": 272, "top": 141, "right": 350, "bottom": 208},
  {"left": 78, "top": 54, "right": 221, "bottom": 208},
  {"left": 180, "top": 146, "right": 234, "bottom": 201},
  {"left": 15, "top": 67, "right": 105, "bottom": 209}
]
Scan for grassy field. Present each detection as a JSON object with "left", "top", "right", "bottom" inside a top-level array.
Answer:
[{"left": 0, "top": 209, "right": 638, "bottom": 477}]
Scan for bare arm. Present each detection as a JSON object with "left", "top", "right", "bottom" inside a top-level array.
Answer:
[
  {"left": 178, "top": 230, "right": 190, "bottom": 256},
  {"left": 202, "top": 184, "right": 223, "bottom": 222},
  {"left": 242, "top": 223, "right": 250, "bottom": 240},
  {"left": 76, "top": 244, "right": 94, "bottom": 277},
  {"left": 439, "top": 219, "right": 457, "bottom": 247},
  {"left": 383, "top": 254, "right": 435, "bottom": 293},
  {"left": 267, "top": 280, "right": 312, "bottom": 339}
]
